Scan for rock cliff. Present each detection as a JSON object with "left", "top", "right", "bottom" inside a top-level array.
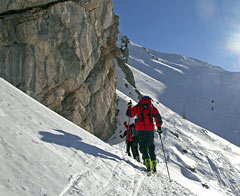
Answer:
[{"left": 0, "top": 0, "right": 119, "bottom": 140}]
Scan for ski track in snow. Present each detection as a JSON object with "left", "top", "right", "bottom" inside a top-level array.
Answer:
[
  {"left": 2, "top": 37, "right": 240, "bottom": 196},
  {"left": 59, "top": 152, "right": 198, "bottom": 196}
]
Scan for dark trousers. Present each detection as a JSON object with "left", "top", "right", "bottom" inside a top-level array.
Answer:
[
  {"left": 126, "top": 137, "right": 139, "bottom": 159},
  {"left": 137, "top": 131, "right": 156, "bottom": 160}
]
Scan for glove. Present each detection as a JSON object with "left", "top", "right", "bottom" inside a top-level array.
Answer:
[
  {"left": 128, "top": 100, "right": 132, "bottom": 107},
  {"left": 157, "top": 127, "right": 162, "bottom": 135}
]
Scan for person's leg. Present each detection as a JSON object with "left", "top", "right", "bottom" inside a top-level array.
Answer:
[
  {"left": 147, "top": 131, "right": 157, "bottom": 172},
  {"left": 126, "top": 142, "right": 131, "bottom": 157},
  {"left": 131, "top": 138, "right": 140, "bottom": 161},
  {"left": 138, "top": 131, "right": 149, "bottom": 160},
  {"left": 138, "top": 131, "right": 151, "bottom": 171},
  {"left": 147, "top": 131, "right": 156, "bottom": 160}
]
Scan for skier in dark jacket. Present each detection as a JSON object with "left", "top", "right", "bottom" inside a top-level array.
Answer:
[
  {"left": 120, "top": 122, "right": 140, "bottom": 162},
  {"left": 126, "top": 96, "right": 163, "bottom": 173}
]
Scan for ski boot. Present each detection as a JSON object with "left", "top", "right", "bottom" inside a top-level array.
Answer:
[
  {"left": 151, "top": 160, "right": 157, "bottom": 173},
  {"left": 144, "top": 158, "right": 151, "bottom": 175},
  {"left": 135, "top": 155, "right": 140, "bottom": 162}
]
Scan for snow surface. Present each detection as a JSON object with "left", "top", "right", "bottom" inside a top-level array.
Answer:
[
  {"left": 126, "top": 41, "right": 240, "bottom": 147},
  {"left": 1, "top": 38, "right": 240, "bottom": 195},
  {"left": 109, "top": 58, "right": 240, "bottom": 196}
]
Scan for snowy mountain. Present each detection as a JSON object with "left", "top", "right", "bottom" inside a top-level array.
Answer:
[
  {"left": 1, "top": 45, "right": 240, "bottom": 196},
  {"left": 0, "top": 78, "right": 199, "bottom": 196},
  {"left": 109, "top": 54, "right": 240, "bottom": 196},
  {"left": 125, "top": 40, "right": 240, "bottom": 147},
  {"left": 0, "top": 36, "right": 240, "bottom": 196}
]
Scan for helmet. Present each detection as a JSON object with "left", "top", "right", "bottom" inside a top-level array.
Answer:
[{"left": 142, "top": 96, "right": 151, "bottom": 100}]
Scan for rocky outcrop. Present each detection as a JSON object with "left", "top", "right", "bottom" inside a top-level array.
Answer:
[
  {"left": 0, "top": 0, "right": 119, "bottom": 140},
  {"left": 116, "top": 34, "right": 142, "bottom": 100}
]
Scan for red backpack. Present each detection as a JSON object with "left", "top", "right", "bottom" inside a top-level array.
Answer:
[
  {"left": 125, "top": 124, "right": 134, "bottom": 142},
  {"left": 127, "top": 96, "right": 162, "bottom": 131},
  {"left": 138, "top": 97, "right": 154, "bottom": 123},
  {"left": 135, "top": 96, "right": 158, "bottom": 131}
]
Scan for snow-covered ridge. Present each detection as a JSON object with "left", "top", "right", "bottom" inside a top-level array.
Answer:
[
  {"left": 1, "top": 41, "right": 240, "bottom": 196},
  {"left": 0, "top": 78, "right": 199, "bottom": 196},
  {"left": 126, "top": 41, "right": 240, "bottom": 147},
  {"left": 0, "top": 78, "right": 121, "bottom": 195},
  {"left": 110, "top": 59, "right": 240, "bottom": 195}
]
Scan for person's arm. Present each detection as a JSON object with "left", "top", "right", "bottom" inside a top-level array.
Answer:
[
  {"left": 153, "top": 107, "right": 163, "bottom": 128},
  {"left": 153, "top": 107, "right": 163, "bottom": 135},
  {"left": 126, "top": 105, "right": 138, "bottom": 118},
  {"left": 120, "top": 130, "right": 127, "bottom": 138}
]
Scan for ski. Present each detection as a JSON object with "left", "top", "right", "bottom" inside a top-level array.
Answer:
[
  {"left": 136, "top": 166, "right": 152, "bottom": 176},
  {"left": 152, "top": 171, "right": 161, "bottom": 177},
  {"left": 135, "top": 164, "right": 159, "bottom": 176},
  {"left": 147, "top": 171, "right": 151, "bottom": 176},
  {"left": 146, "top": 169, "right": 161, "bottom": 177}
]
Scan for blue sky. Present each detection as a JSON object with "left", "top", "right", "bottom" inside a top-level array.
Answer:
[{"left": 113, "top": 0, "right": 240, "bottom": 72}]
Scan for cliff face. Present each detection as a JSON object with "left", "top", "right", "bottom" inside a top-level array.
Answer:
[{"left": 0, "top": 0, "right": 119, "bottom": 140}]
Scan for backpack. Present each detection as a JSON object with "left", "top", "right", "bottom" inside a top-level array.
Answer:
[
  {"left": 137, "top": 96, "right": 153, "bottom": 124},
  {"left": 125, "top": 124, "right": 134, "bottom": 142}
]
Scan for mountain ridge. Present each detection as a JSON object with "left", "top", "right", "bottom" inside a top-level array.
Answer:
[{"left": 126, "top": 39, "right": 240, "bottom": 146}]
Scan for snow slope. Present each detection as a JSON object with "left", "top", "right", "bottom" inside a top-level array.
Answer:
[
  {"left": 1, "top": 43, "right": 240, "bottom": 195},
  {"left": 125, "top": 41, "right": 240, "bottom": 147},
  {"left": 0, "top": 78, "right": 199, "bottom": 196},
  {"left": 109, "top": 60, "right": 240, "bottom": 196}
]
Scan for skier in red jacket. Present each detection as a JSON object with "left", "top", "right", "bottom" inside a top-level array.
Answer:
[
  {"left": 126, "top": 96, "right": 163, "bottom": 173},
  {"left": 120, "top": 122, "right": 140, "bottom": 162}
]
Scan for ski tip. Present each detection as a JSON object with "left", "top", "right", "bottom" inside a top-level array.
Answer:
[{"left": 147, "top": 172, "right": 151, "bottom": 176}]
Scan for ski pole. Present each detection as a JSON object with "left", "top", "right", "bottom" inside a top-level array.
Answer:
[
  {"left": 126, "top": 100, "right": 132, "bottom": 155},
  {"left": 160, "top": 134, "right": 172, "bottom": 182},
  {"left": 126, "top": 100, "right": 132, "bottom": 151},
  {"left": 126, "top": 117, "right": 130, "bottom": 153}
]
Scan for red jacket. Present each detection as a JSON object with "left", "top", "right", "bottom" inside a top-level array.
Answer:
[
  {"left": 126, "top": 97, "right": 162, "bottom": 131},
  {"left": 124, "top": 124, "right": 134, "bottom": 142}
]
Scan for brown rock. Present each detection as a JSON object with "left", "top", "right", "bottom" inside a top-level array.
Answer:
[{"left": 0, "top": 0, "right": 119, "bottom": 140}]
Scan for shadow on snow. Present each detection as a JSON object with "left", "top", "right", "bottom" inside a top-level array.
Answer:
[{"left": 39, "top": 129, "right": 138, "bottom": 169}]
